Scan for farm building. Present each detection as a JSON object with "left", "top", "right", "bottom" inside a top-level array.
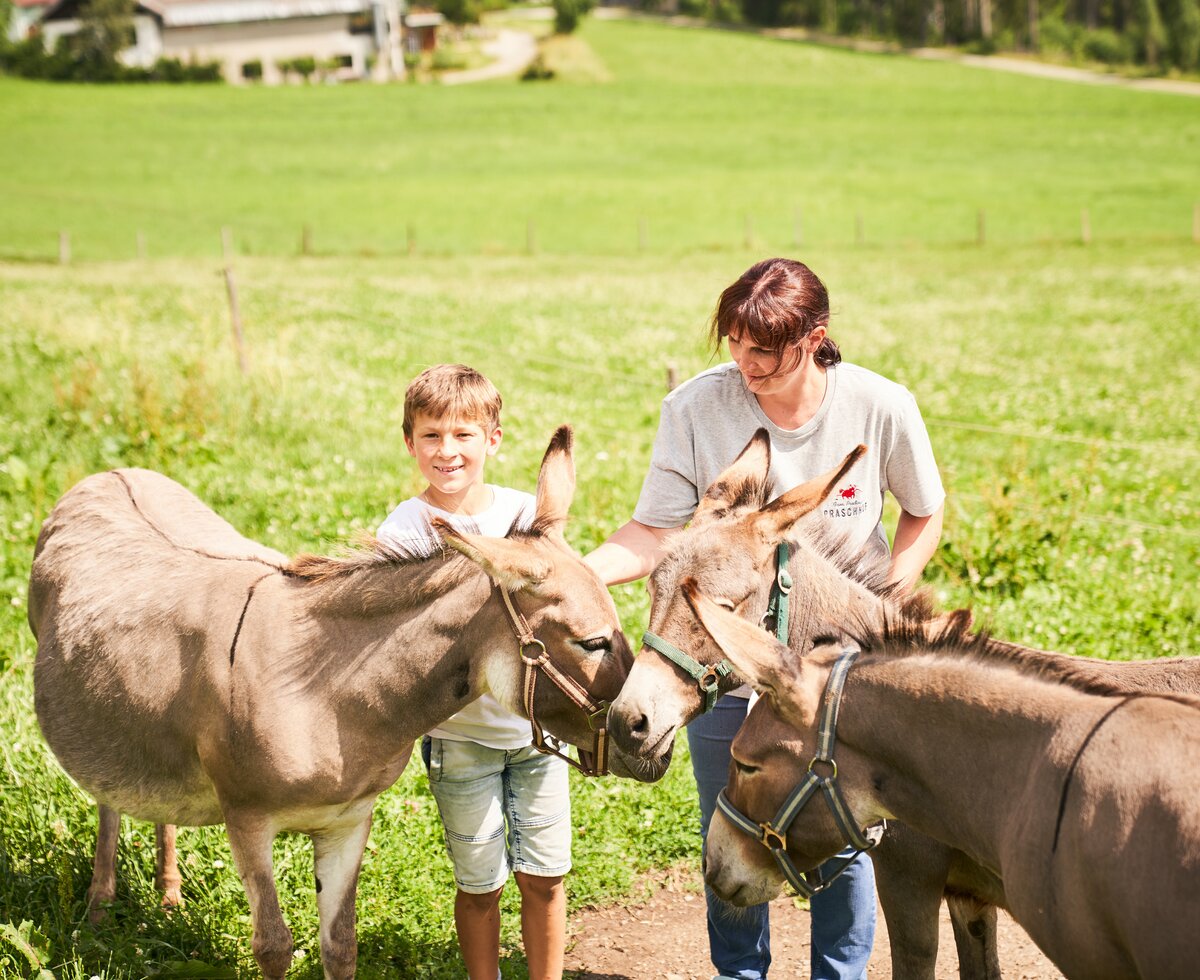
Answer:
[
  {"left": 35, "top": 0, "right": 441, "bottom": 83},
  {"left": 7, "top": 0, "right": 56, "bottom": 41}
]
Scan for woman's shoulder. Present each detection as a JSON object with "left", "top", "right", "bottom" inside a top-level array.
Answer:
[
  {"left": 663, "top": 362, "right": 742, "bottom": 411},
  {"left": 833, "top": 362, "right": 919, "bottom": 412}
]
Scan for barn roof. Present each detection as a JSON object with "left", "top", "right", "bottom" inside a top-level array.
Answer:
[{"left": 42, "top": 0, "right": 371, "bottom": 26}]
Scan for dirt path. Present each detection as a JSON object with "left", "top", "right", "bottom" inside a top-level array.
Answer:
[{"left": 565, "top": 866, "right": 1063, "bottom": 979}]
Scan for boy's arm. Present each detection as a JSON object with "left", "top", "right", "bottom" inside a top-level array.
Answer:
[{"left": 583, "top": 520, "right": 681, "bottom": 586}]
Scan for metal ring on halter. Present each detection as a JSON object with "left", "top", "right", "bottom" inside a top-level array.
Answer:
[
  {"left": 759, "top": 610, "right": 777, "bottom": 632},
  {"left": 760, "top": 823, "right": 787, "bottom": 851},
  {"left": 808, "top": 756, "right": 837, "bottom": 779},
  {"left": 699, "top": 666, "right": 722, "bottom": 689},
  {"left": 776, "top": 567, "right": 793, "bottom": 595},
  {"left": 520, "top": 638, "right": 548, "bottom": 667}
]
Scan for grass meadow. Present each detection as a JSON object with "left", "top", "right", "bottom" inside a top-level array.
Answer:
[{"left": 1, "top": 14, "right": 1199, "bottom": 979}]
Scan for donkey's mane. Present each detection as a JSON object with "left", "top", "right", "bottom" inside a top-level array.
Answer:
[
  {"left": 288, "top": 533, "right": 453, "bottom": 583},
  {"left": 286, "top": 513, "right": 546, "bottom": 585},
  {"left": 853, "top": 614, "right": 1142, "bottom": 700},
  {"left": 797, "top": 519, "right": 912, "bottom": 609}
]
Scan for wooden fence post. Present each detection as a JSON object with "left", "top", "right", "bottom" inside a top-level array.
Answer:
[
  {"left": 222, "top": 226, "right": 234, "bottom": 262},
  {"left": 223, "top": 266, "right": 248, "bottom": 376},
  {"left": 301, "top": 224, "right": 313, "bottom": 256},
  {"left": 667, "top": 364, "right": 678, "bottom": 392},
  {"left": 59, "top": 231, "right": 70, "bottom": 265}
]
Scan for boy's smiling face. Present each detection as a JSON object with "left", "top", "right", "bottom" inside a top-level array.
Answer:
[{"left": 405, "top": 413, "right": 502, "bottom": 510}]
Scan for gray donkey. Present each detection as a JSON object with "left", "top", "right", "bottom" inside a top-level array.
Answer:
[{"left": 30, "top": 426, "right": 664, "bottom": 979}]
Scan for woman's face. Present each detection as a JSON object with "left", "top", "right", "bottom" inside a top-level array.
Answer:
[{"left": 727, "top": 330, "right": 803, "bottom": 396}]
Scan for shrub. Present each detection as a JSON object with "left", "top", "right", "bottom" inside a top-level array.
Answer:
[
  {"left": 437, "top": 0, "right": 481, "bottom": 25},
  {"left": 242, "top": 58, "right": 263, "bottom": 80},
  {"left": 520, "top": 52, "right": 554, "bottom": 79},
  {"left": 1081, "top": 27, "right": 1133, "bottom": 64},
  {"left": 1037, "top": 15, "right": 1083, "bottom": 58},
  {"left": 430, "top": 46, "right": 467, "bottom": 70},
  {"left": 553, "top": 0, "right": 580, "bottom": 34}
]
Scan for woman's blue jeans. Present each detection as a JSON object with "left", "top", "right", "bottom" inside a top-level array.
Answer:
[{"left": 689, "top": 695, "right": 876, "bottom": 980}]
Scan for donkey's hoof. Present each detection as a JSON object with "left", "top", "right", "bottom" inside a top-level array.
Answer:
[{"left": 161, "top": 887, "right": 184, "bottom": 911}]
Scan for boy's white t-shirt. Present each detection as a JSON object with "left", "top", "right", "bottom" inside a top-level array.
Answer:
[{"left": 377, "top": 485, "right": 537, "bottom": 751}]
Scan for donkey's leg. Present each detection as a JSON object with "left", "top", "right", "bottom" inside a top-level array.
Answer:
[
  {"left": 225, "top": 816, "right": 293, "bottom": 980},
  {"left": 155, "top": 824, "right": 184, "bottom": 909},
  {"left": 87, "top": 804, "right": 121, "bottom": 924},
  {"left": 947, "top": 896, "right": 1002, "bottom": 980},
  {"left": 311, "top": 813, "right": 373, "bottom": 980},
  {"left": 870, "top": 826, "right": 948, "bottom": 980}
]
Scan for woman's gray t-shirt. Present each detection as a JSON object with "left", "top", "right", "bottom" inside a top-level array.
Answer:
[{"left": 632, "top": 361, "right": 945, "bottom": 565}]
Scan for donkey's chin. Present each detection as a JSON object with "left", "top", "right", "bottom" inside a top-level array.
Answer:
[{"left": 609, "top": 742, "right": 673, "bottom": 783}]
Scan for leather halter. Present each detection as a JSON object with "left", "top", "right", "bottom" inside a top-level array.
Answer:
[
  {"left": 642, "top": 542, "right": 793, "bottom": 713},
  {"left": 499, "top": 588, "right": 610, "bottom": 777},
  {"left": 715, "top": 647, "right": 884, "bottom": 899}
]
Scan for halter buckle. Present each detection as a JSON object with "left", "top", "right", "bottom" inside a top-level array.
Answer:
[
  {"left": 759, "top": 823, "right": 787, "bottom": 851},
  {"left": 587, "top": 703, "right": 610, "bottom": 731},
  {"left": 699, "top": 666, "right": 722, "bottom": 690}
]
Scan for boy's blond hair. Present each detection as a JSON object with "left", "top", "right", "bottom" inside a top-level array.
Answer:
[{"left": 403, "top": 364, "right": 503, "bottom": 438}]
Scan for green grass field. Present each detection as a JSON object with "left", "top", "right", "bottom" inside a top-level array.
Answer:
[
  {"left": 3, "top": 18, "right": 1200, "bottom": 260},
  {"left": 1, "top": 15, "right": 1198, "bottom": 979}
]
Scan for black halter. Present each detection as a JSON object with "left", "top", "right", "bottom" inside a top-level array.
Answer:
[
  {"left": 642, "top": 542, "right": 794, "bottom": 712},
  {"left": 715, "top": 647, "right": 885, "bottom": 899}
]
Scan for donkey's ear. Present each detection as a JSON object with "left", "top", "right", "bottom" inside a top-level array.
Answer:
[
  {"left": 534, "top": 425, "right": 575, "bottom": 537},
  {"left": 752, "top": 445, "right": 867, "bottom": 540},
  {"left": 682, "top": 578, "right": 800, "bottom": 698},
  {"left": 434, "top": 520, "right": 552, "bottom": 591},
  {"left": 693, "top": 429, "right": 772, "bottom": 526}
]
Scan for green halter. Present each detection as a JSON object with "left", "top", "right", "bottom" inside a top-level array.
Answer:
[{"left": 641, "top": 542, "right": 793, "bottom": 713}]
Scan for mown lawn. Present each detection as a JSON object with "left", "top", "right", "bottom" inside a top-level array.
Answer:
[
  {"left": 1, "top": 14, "right": 1198, "bottom": 979},
  {"left": 2, "top": 18, "right": 1199, "bottom": 260}
]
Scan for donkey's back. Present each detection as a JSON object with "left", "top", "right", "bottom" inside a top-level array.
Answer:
[{"left": 30, "top": 469, "right": 289, "bottom": 825}]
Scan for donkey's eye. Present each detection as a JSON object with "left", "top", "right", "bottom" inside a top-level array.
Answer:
[
  {"left": 577, "top": 635, "right": 611, "bottom": 653},
  {"left": 734, "top": 760, "right": 760, "bottom": 776},
  {"left": 715, "top": 598, "right": 736, "bottom": 611}
]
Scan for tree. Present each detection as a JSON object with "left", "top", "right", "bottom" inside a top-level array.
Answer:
[
  {"left": 69, "top": 0, "right": 135, "bottom": 80},
  {"left": 1162, "top": 0, "right": 1200, "bottom": 68}
]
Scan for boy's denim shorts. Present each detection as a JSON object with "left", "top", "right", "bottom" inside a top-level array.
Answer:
[{"left": 422, "top": 735, "right": 571, "bottom": 894}]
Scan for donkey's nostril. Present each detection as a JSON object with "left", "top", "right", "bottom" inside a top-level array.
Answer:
[{"left": 630, "top": 713, "right": 649, "bottom": 736}]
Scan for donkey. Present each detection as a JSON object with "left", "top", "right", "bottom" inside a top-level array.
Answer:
[
  {"left": 686, "top": 585, "right": 1200, "bottom": 980},
  {"left": 608, "top": 430, "right": 1200, "bottom": 980},
  {"left": 29, "top": 426, "right": 666, "bottom": 980}
]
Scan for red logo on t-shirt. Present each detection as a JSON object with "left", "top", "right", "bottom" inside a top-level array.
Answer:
[{"left": 838, "top": 485, "right": 859, "bottom": 500}]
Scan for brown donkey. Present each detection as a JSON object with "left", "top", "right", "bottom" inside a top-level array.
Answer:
[
  {"left": 688, "top": 586, "right": 1200, "bottom": 980},
  {"left": 29, "top": 426, "right": 665, "bottom": 980},
  {"left": 609, "top": 430, "right": 1200, "bottom": 979}
]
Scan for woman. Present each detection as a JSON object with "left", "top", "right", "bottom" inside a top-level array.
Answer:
[{"left": 584, "top": 258, "right": 945, "bottom": 980}]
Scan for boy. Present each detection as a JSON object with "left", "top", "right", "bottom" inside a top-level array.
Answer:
[{"left": 376, "top": 364, "right": 570, "bottom": 980}]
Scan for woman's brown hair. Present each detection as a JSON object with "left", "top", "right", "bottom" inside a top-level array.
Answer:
[{"left": 710, "top": 258, "right": 841, "bottom": 378}]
